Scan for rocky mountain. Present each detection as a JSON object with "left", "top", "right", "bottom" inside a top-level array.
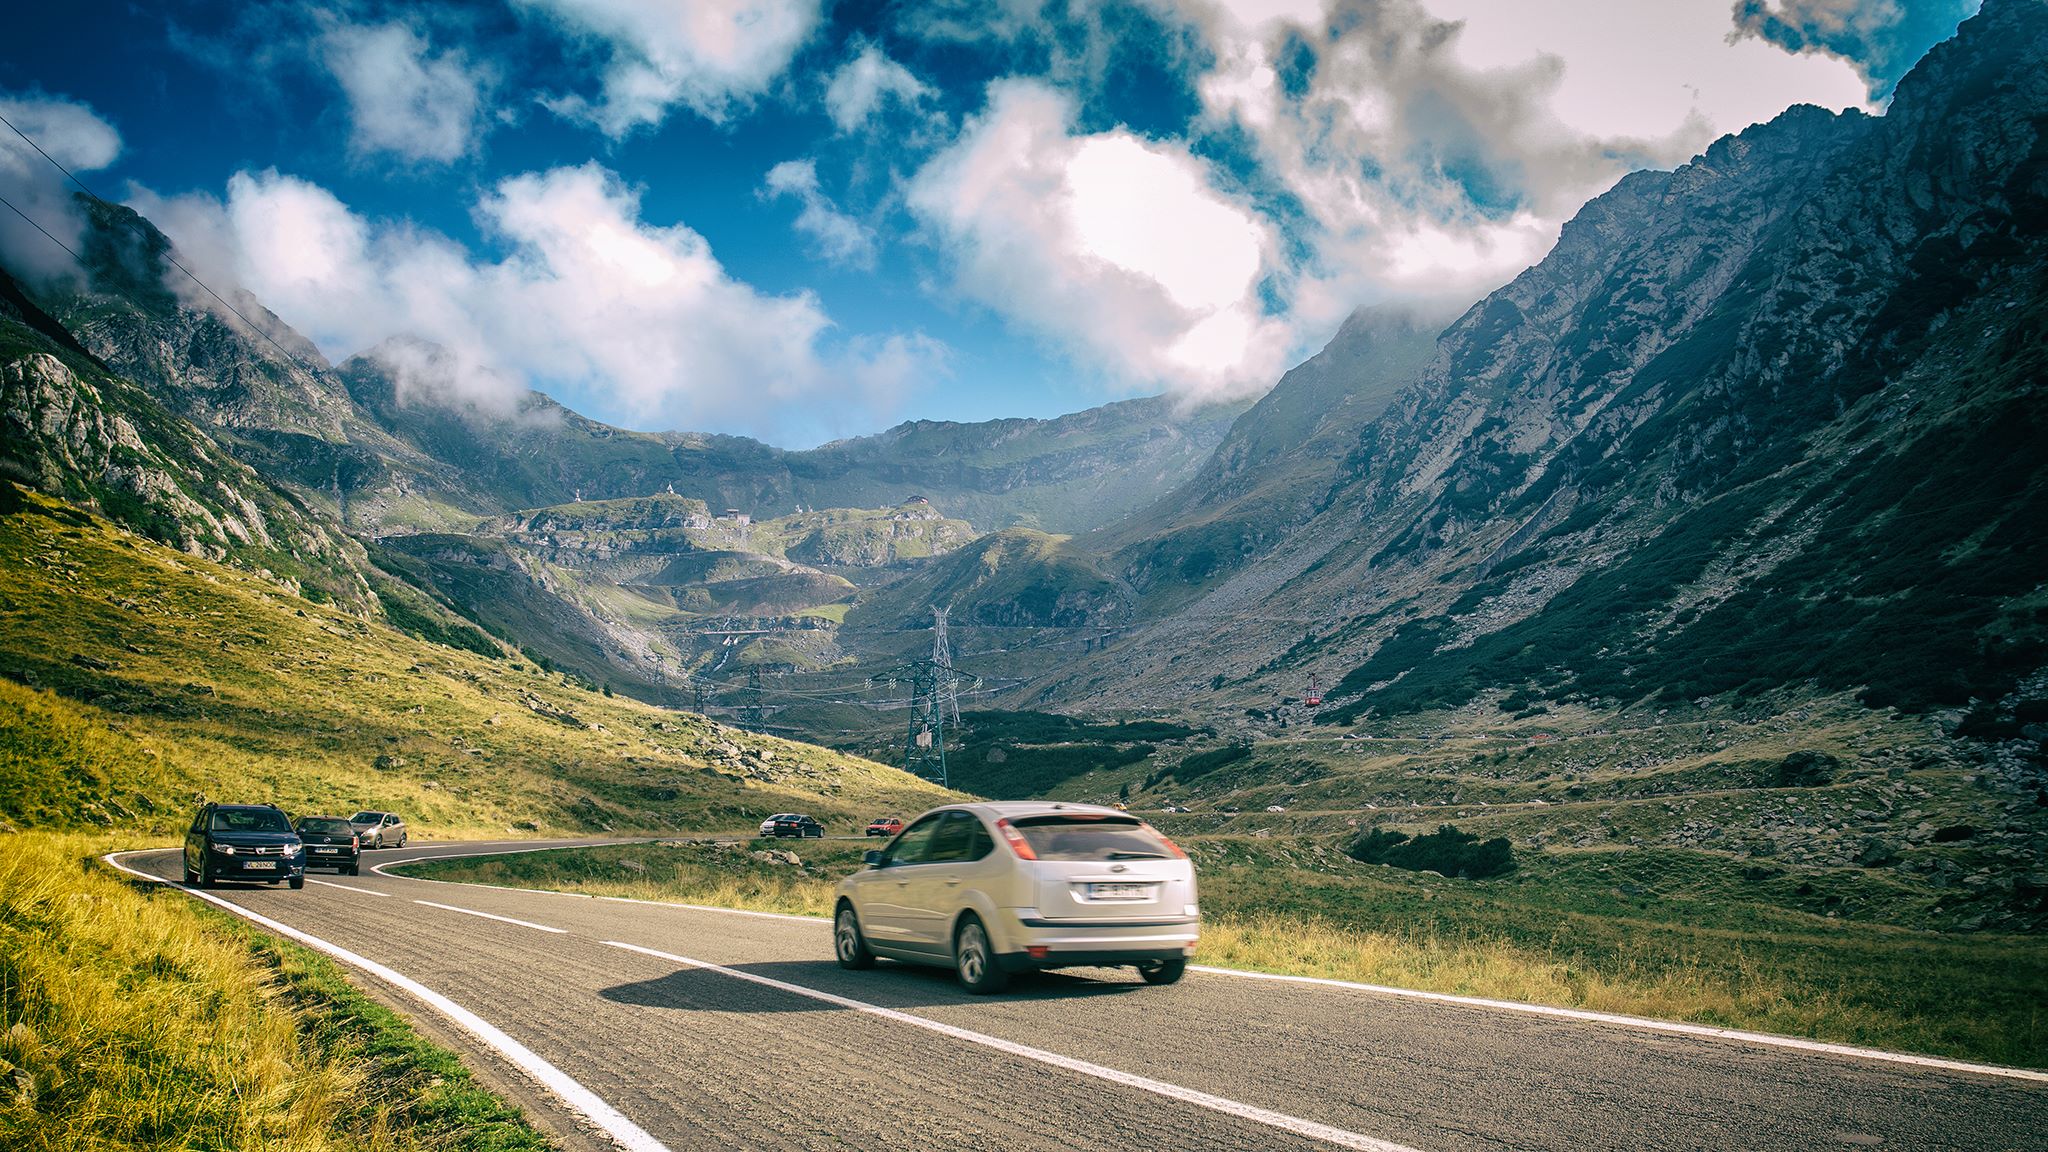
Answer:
[
  {"left": 2, "top": 198, "right": 1247, "bottom": 702},
  {"left": 1100, "top": 303, "right": 1448, "bottom": 613},
  {"left": 335, "top": 339, "right": 1243, "bottom": 537},
  {"left": 1030, "top": 0, "right": 2048, "bottom": 745}
]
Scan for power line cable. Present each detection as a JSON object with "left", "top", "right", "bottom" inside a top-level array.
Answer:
[
  {"left": 0, "top": 110, "right": 320, "bottom": 377},
  {"left": 0, "top": 188, "right": 83, "bottom": 264}
]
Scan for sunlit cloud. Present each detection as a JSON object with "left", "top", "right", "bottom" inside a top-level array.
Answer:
[{"left": 130, "top": 163, "right": 941, "bottom": 444}]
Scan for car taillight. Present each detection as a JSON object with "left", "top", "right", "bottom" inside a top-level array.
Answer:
[
  {"left": 352, "top": 836, "right": 359, "bottom": 849},
  {"left": 994, "top": 818, "right": 1038, "bottom": 860},
  {"left": 1142, "top": 823, "right": 1189, "bottom": 859}
]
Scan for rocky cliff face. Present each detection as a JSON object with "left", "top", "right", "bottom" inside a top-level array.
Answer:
[
  {"left": 1, "top": 266, "right": 371, "bottom": 605},
  {"left": 1037, "top": 0, "right": 2048, "bottom": 735}
]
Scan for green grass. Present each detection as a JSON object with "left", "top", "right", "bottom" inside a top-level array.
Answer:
[
  {"left": 0, "top": 832, "right": 554, "bottom": 1151},
  {"left": 0, "top": 486, "right": 957, "bottom": 838}
]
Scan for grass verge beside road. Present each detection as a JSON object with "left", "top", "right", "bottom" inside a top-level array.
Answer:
[
  {"left": 404, "top": 838, "right": 2048, "bottom": 1070},
  {"left": 0, "top": 833, "right": 555, "bottom": 1152}
]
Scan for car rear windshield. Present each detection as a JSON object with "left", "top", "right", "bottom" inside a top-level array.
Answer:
[
  {"left": 211, "top": 808, "right": 291, "bottom": 834},
  {"left": 299, "top": 818, "right": 352, "bottom": 834},
  {"left": 351, "top": 812, "right": 381, "bottom": 822},
  {"left": 1011, "top": 815, "right": 1175, "bottom": 861}
]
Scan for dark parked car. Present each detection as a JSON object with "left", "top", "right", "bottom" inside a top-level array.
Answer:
[
  {"left": 295, "top": 815, "right": 362, "bottom": 874},
  {"left": 184, "top": 803, "right": 305, "bottom": 889},
  {"left": 349, "top": 810, "right": 408, "bottom": 849},
  {"left": 760, "top": 813, "right": 825, "bottom": 838}
]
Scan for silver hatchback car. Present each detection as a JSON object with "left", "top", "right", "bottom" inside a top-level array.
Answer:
[{"left": 833, "top": 802, "right": 1199, "bottom": 992}]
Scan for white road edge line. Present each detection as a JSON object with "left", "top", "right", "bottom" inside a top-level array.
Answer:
[
  {"left": 601, "top": 940, "right": 1423, "bottom": 1152},
  {"left": 1186, "top": 966, "right": 2048, "bottom": 1085},
  {"left": 413, "top": 899, "right": 569, "bottom": 934},
  {"left": 307, "top": 878, "right": 388, "bottom": 897},
  {"left": 101, "top": 851, "right": 671, "bottom": 1152},
  {"left": 382, "top": 845, "right": 2048, "bottom": 1084}
]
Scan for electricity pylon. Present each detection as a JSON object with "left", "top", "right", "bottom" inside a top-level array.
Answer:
[{"left": 889, "top": 608, "right": 976, "bottom": 788}]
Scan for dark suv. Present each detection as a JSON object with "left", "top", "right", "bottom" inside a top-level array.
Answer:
[{"left": 184, "top": 803, "right": 305, "bottom": 889}]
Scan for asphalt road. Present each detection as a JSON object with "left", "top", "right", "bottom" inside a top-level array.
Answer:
[{"left": 113, "top": 841, "right": 2044, "bottom": 1152}]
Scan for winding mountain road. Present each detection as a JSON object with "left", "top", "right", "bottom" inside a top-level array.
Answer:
[{"left": 109, "top": 841, "right": 2042, "bottom": 1152}]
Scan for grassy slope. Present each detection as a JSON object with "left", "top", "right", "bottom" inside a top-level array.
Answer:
[
  {"left": 0, "top": 484, "right": 965, "bottom": 1151},
  {"left": 0, "top": 485, "right": 956, "bottom": 837},
  {"left": 0, "top": 833, "right": 552, "bottom": 1151}
]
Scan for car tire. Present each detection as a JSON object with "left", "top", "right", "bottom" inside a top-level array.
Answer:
[
  {"left": 834, "top": 904, "right": 877, "bottom": 970},
  {"left": 1138, "top": 958, "right": 1187, "bottom": 986},
  {"left": 184, "top": 864, "right": 199, "bottom": 886},
  {"left": 398, "top": 834, "right": 407, "bottom": 847},
  {"left": 346, "top": 864, "right": 359, "bottom": 876},
  {"left": 953, "top": 915, "right": 1009, "bottom": 994},
  {"left": 198, "top": 865, "right": 214, "bottom": 889}
]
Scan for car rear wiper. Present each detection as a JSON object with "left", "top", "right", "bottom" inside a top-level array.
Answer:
[{"left": 1106, "top": 851, "right": 1170, "bottom": 860}]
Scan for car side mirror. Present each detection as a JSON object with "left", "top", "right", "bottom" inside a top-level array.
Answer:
[{"left": 864, "top": 850, "right": 885, "bottom": 869}]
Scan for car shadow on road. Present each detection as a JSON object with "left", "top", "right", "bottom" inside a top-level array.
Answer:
[{"left": 599, "top": 959, "right": 1150, "bottom": 1013}]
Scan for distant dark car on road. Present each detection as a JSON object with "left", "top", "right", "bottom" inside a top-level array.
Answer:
[
  {"left": 866, "top": 817, "right": 904, "bottom": 837},
  {"left": 760, "top": 813, "right": 825, "bottom": 838},
  {"left": 349, "top": 811, "right": 407, "bottom": 849},
  {"left": 184, "top": 803, "right": 305, "bottom": 889},
  {"left": 295, "top": 815, "right": 362, "bottom": 874}
]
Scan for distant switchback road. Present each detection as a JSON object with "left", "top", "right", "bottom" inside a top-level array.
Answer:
[{"left": 110, "top": 842, "right": 2043, "bottom": 1152}]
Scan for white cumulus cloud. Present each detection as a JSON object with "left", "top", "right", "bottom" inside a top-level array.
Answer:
[
  {"left": 0, "top": 92, "right": 122, "bottom": 284},
  {"left": 907, "top": 79, "right": 1290, "bottom": 401},
  {"left": 824, "top": 43, "right": 934, "bottom": 133},
  {"left": 130, "top": 163, "right": 941, "bottom": 444},
  {"left": 763, "top": 159, "right": 877, "bottom": 267},
  {"left": 518, "top": 0, "right": 822, "bottom": 136},
  {"left": 322, "top": 21, "right": 495, "bottom": 163}
]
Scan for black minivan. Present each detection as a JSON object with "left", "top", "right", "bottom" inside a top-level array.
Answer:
[{"left": 184, "top": 803, "right": 306, "bottom": 889}]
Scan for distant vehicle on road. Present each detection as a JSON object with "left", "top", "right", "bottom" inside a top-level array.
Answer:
[
  {"left": 349, "top": 811, "right": 407, "bottom": 849},
  {"left": 295, "top": 815, "right": 362, "bottom": 874},
  {"left": 184, "top": 803, "right": 305, "bottom": 889},
  {"left": 865, "top": 816, "right": 904, "bottom": 837},
  {"left": 761, "top": 813, "right": 825, "bottom": 838},
  {"left": 1265, "top": 805, "right": 1287, "bottom": 813},
  {"left": 833, "top": 802, "right": 1199, "bottom": 993}
]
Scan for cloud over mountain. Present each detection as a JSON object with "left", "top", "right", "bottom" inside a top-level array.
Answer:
[{"left": 130, "top": 162, "right": 939, "bottom": 444}]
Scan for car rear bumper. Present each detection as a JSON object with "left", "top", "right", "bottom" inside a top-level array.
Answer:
[
  {"left": 303, "top": 847, "right": 358, "bottom": 868},
  {"left": 995, "top": 911, "right": 1199, "bottom": 966}
]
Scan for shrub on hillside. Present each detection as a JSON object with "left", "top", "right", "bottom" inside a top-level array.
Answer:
[{"left": 1346, "top": 824, "right": 1517, "bottom": 879}]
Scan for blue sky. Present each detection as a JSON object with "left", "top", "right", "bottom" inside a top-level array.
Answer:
[{"left": 0, "top": 0, "right": 1978, "bottom": 447}]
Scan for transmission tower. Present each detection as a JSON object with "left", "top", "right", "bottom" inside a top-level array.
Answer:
[
  {"left": 930, "top": 606, "right": 961, "bottom": 726},
  {"left": 739, "top": 666, "right": 765, "bottom": 732}
]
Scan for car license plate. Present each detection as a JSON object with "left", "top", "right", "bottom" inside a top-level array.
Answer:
[
  {"left": 244, "top": 860, "right": 276, "bottom": 870},
  {"left": 313, "top": 847, "right": 339, "bottom": 854},
  {"left": 1087, "top": 882, "right": 1152, "bottom": 900}
]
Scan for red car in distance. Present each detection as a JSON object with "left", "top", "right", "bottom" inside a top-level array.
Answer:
[{"left": 865, "top": 817, "right": 904, "bottom": 838}]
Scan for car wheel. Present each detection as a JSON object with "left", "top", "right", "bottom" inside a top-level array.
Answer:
[
  {"left": 184, "top": 864, "right": 199, "bottom": 886},
  {"left": 1138, "top": 958, "right": 1187, "bottom": 986},
  {"left": 289, "top": 875, "right": 305, "bottom": 890},
  {"left": 834, "top": 904, "right": 876, "bottom": 970},
  {"left": 953, "top": 915, "right": 1008, "bottom": 994},
  {"left": 198, "top": 865, "right": 214, "bottom": 889},
  {"left": 398, "top": 833, "right": 407, "bottom": 847},
  {"left": 346, "top": 864, "right": 359, "bottom": 876}
]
